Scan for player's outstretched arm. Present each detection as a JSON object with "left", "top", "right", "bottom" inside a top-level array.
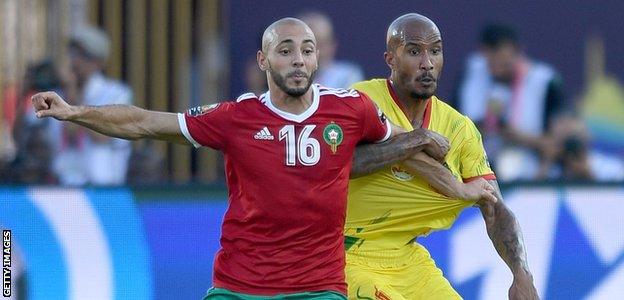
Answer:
[
  {"left": 350, "top": 126, "right": 449, "bottom": 178},
  {"left": 32, "top": 91, "right": 189, "bottom": 145},
  {"left": 480, "top": 180, "right": 539, "bottom": 300},
  {"left": 401, "top": 152, "right": 497, "bottom": 204}
]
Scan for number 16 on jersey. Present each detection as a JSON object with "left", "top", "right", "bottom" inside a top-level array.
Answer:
[{"left": 278, "top": 125, "right": 320, "bottom": 166}]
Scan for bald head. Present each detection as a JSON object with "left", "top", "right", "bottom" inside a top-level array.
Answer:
[
  {"left": 257, "top": 17, "right": 319, "bottom": 98},
  {"left": 261, "top": 17, "right": 316, "bottom": 53},
  {"left": 386, "top": 13, "right": 440, "bottom": 52}
]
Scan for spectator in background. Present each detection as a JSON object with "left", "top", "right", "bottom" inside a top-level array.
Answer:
[
  {"left": 298, "top": 11, "right": 364, "bottom": 88},
  {"left": 542, "top": 113, "right": 594, "bottom": 180},
  {"left": 0, "top": 60, "right": 62, "bottom": 184},
  {"left": 13, "top": 61, "right": 63, "bottom": 150},
  {"left": 454, "top": 23, "right": 566, "bottom": 181},
  {"left": 54, "top": 25, "right": 133, "bottom": 185}
]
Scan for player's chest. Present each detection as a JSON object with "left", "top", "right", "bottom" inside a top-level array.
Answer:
[{"left": 225, "top": 116, "right": 361, "bottom": 170}]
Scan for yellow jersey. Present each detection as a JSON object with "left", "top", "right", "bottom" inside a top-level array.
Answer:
[{"left": 345, "top": 79, "right": 495, "bottom": 252}]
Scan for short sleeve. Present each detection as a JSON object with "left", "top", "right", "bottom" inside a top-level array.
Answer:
[
  {"left": 178, "top": 102, "right": 233, "bottom": 150},
  {"left": 460, "top": 117, "right": 496, "bottom": 182},
  {"left": 358, "top": 92, "right": 392, "bottom": 143}
]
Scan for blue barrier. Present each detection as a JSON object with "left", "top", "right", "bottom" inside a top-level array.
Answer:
[
  {"left": 1, "top": 187, "right": 152, "bottom": 300},
  {"left": 1, "top": 185, "right": 623, "bottom": 299}
]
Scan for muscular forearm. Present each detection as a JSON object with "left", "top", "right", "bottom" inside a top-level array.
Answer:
[
  {"left": 350, "top": 129, "right": 429, "bottom": 178},
  {"left": 402, "top": 152, "right": 464, "bottom": 198},
  {"left": 68, "top": 105, "right": 183, "bottom": 143},
  {"left": 68, "top": 105, "right": 150, "bottom": 140},
  {"left": 481, "top": 181, "right": 532, "bottom": 276}
]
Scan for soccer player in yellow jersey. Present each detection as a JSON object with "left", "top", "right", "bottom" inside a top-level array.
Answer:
[{"left": 346, "top": 14, "right": 539, "bottom": 300}]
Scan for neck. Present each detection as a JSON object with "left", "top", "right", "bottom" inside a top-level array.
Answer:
[
  {"left": 268, "top": 83, "right": 314, "bottom": 115},
  {"left": 389, "top": 79, "right": 429, "bottom": 126}
]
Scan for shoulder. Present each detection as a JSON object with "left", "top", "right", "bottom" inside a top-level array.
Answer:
[
  {"left": 317, "top": 85, "right": 380, "bottom": 117},
  {"left": 236, "top": 92, "right": 260, "bottom": 103},
  {"left": 186, "top": 92, "right": 259, "bottom": 117},
  {"left": 317, "top": 85, "right": 361, "bottom": 99},
  {"left": 350, "top": 78, "right": 387, "bottom": 93},
  {"left": 432, "top": 96, "right": 478, "bottom": 134},
  {"left": 432, "top": 96, "right": 465, "bottom": 121}
]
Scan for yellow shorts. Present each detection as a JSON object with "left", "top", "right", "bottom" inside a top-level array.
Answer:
[{"left": 346, "top": 243, "right": 461, "bottom": 300}]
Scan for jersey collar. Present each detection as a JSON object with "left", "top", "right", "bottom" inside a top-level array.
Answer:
[
  {"left": 386, "top": 79, "right": 432, "bottom": 129},
  {"left": 261, "top": 84, "right": 320, "bottom": 123}
]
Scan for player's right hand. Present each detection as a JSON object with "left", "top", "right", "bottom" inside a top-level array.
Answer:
[
  {"left": 31, "top": 91, "right": 74, "bottom": 121},
  {"left": 423, "top": 130, "right": 449, "bottom": 162},
  {"left": 462, "top": 178, "right": 497, "bottom": 204}
]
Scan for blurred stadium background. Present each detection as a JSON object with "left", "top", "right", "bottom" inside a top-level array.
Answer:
[{"left": 1, "top": 0, "right": 623, "bottom": 299}]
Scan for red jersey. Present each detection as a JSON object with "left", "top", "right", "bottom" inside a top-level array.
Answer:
[{"left": 178, "top": 84, "right": 390, "bottom": 296}]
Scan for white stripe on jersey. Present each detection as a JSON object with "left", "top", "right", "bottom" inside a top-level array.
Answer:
[
  {"left": 259, "top": 93, "right": 267, "bottom": 103},
  {"left": 318, "top": 87, "right": 360, "bottom": 98},
  {"left": 236, "top": 92, "right": 257, "bottom": 102},
  {"left": 177, "top": 113, "right": 202, "bottom": 148}
]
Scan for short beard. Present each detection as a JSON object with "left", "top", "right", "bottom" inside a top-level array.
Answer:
[
  {"left": 409, "top": 91, "right": 434, "bottom": 101},
  {"left": 269, "top": 67, "right": 316, "bottom": 97},
  {"left": 398, "top": 70, "right": 436, "bottom": 101}
]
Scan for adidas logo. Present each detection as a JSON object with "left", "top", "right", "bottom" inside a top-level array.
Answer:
[{"left": 253, "top": 127, "right": 274, "bottom": 140}]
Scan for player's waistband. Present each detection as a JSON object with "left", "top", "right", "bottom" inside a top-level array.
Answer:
[{"left": 346, "top": 241, "right": 430, "bottom": 267}]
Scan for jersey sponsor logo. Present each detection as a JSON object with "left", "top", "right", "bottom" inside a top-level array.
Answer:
[
  {"left": 323, "top": 122, "right": 343, "bottom": 154},
  {"left": 390, "top": 164, "right": 414, "bottom": 181},
  {"left": 187, "top": 103, "right": 220, "bottom": 116},
  {"left": 253, "top": 127, "right": 274, "bottom": 140}
]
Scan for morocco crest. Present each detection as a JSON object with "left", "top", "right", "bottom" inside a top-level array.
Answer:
[{"left": 323, "top": 122, "right": 343, "bottom": 154}]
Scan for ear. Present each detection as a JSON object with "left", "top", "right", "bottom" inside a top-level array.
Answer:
[
  {"left": 257, "top": 50, "right": 268, "bottom": 71},
  {"left": 384, "top": 51, "right": 395, "bottom": 71}
]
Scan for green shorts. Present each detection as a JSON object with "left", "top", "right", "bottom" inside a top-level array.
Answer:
[{"left": 203, "top": 287, "right": 347, "bottom": 300}]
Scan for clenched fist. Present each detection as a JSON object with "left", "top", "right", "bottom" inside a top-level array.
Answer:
[{"left": 31, "top": 91, "right": 74, "bottom": 120}]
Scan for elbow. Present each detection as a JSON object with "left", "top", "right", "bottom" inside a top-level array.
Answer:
[
  {"left": 349, "top": 162, "right": 365, "bottom": 179},
  {"left": 350, "top": 170, "right": 364, "bottom": 179}
]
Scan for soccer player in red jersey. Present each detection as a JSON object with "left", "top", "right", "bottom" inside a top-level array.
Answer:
[{"left": 31, "top": 18, "right": 451, "bottom": 299}]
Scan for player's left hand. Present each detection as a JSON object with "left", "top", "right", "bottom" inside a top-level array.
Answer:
[
  {"left": 423, "top": 130, "right": 450, "bottom": 162},
  {"left": 509, "top": 271, "right": 539, "bottom": 300},
  {"left": 462, "top": 178, "right": 497, "bottom": 205}
]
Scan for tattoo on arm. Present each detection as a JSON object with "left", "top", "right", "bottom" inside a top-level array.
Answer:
[
  {"left": 480, "top": 180, "right": 531, "bottom": 275},
  {"left": 350, "top": 130, "right": 428, "bottom": 178},
  {"left": 402, "top": 152, "right": 464, "bottom": 198}
]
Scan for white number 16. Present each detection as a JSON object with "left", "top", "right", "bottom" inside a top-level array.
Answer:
[{"left": 278, "top": 125, "right": 320, "bottom": 166}]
